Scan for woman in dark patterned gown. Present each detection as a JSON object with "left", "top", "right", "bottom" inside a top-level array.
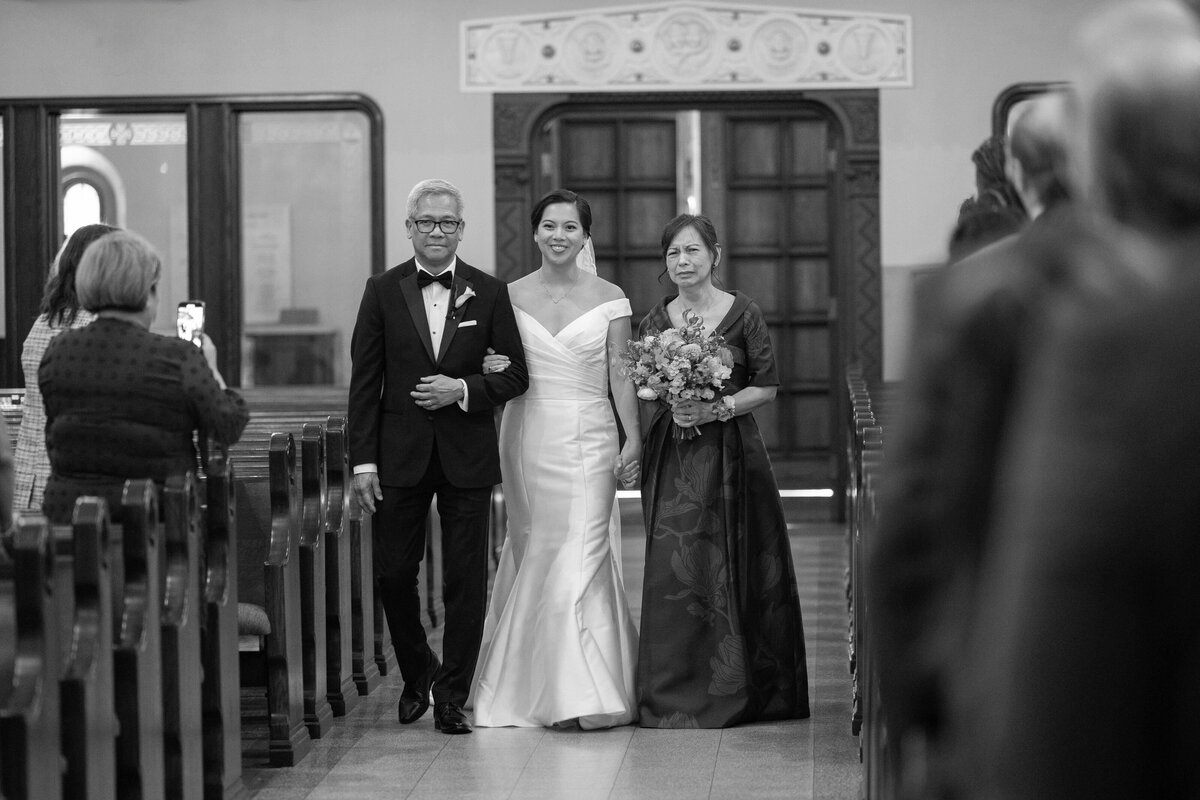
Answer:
[{"left": 636, "top": 213, "right": 810, "bottom": 728}]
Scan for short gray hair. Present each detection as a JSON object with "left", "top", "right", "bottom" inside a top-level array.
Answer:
[
  {"left": 406, "top": 179, "right": 464, "bottom": 220},
  {"left": 76, "top": 230, "right": 162, "bottom": 312}
]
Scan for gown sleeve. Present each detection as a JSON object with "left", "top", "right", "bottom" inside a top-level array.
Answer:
[{"left": 742, "top": 301, "right": 780, "bottom": 388}]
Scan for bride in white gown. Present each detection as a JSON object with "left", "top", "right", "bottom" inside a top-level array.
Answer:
[{"left": 470, "top": 189, "right": 642, "bottom": 729}]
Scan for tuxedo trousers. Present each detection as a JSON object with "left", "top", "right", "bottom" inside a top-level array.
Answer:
[{"left": 373, "top": 445, "right": 492, "bottom": 707}]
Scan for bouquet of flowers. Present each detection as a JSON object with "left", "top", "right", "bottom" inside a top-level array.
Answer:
[{"left": 621, "top": 309, "right": 735, "bottom": 439}]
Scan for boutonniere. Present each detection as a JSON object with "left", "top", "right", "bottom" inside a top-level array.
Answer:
[{"left": 448, "top": 286, "right": 476, "bottom": 320}]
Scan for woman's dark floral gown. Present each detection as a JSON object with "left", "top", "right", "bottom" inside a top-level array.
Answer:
[{"left": 636, "top": 291, "right": 810, "bottom": 728}]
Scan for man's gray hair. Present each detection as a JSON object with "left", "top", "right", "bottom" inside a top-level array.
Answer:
[{"left": 406, "top": 179, "right": 464, "bottom": 220}]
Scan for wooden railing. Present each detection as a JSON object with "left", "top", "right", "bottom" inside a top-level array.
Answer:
[{"left": 845, "top": 365, "right": 899, "bottom": 800}]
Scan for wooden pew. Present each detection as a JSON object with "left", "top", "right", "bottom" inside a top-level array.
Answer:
[
  {"left": 57, "top": 497, "right": 118, "bottom": 800},
  {"left": 0, "top": 515, "right": 62, "bottom": 800},
  {"left": 322, "top": 417, "right": 359, "bottom": 716},
  {"left": 263, "top": 433, "right": 311, "bottom": 765},
  {"left": 113, "top": 480, "right": 165, "bottom": 800},
  {"left": 843, "top": 366, "right": 900, "bottom": 800},
  {"left": 232, "top": 432, "right": 311, "bottom": 767},
  {"left": 298, "top": 423, "right": 333, "bottom": 738},
  {"left": 200, "top": 456, "right": 249, "bottom": 800},
  {"left": 162, "top": 474, "right": 206, "bottom": 800}
]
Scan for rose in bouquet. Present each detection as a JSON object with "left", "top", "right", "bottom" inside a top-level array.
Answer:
[{"left": 621, "top": 309, "right": 734, "bottom": 439}]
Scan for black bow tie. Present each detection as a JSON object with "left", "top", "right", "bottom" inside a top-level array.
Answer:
[{"left": 417, "top": 270, "right": 453, "bottom": 289}]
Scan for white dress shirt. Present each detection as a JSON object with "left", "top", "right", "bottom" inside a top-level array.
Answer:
[{"left": 418, "top": 260, "right": 454, "bottom": 357}]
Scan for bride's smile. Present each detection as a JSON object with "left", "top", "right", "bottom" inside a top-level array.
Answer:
[{"left": 535, "top": 202, "right": 586, "bottom": 265}]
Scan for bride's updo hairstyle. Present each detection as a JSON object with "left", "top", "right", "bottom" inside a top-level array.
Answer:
[{"left": 530, "top": 188, "right": 592, "bottom": 236}]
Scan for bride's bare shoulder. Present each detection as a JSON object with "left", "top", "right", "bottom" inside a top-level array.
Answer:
[
  {"left": 507, "top": 273, "right": 538, "bottom": 301},
  {"left": 584, "top": 274, "right": 627, "bottom": 302}
]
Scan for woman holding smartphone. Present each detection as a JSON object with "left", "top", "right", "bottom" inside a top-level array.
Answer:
[{"left": 38, "top": 229, "right": 249, "bottom": 524}]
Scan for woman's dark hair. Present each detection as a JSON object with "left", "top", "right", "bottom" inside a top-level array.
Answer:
[
  {"left": 947, "top": 200, "right": 1025, "bottom": 264},
  {"left": 660, "top": 214, "right": 720, "bottom": 259},
  {"left": 530, "top": 188, "right": 592, "bottom": 236},
  {"left": 41, "top": 223, "right": 119, "bottom": 327},
  {"left": 971, "top": 135, "right": 1027, "bottom": 217}
]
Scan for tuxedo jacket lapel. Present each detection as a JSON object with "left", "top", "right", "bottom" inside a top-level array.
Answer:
[
  {"left": 436, "top": 274, "right": 474, "bottom": 363},
  {"left": 399, "top": 270, "right": 437, "bottom": 364}
]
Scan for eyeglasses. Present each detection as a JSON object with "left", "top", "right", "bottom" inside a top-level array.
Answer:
[{"left": 411, "top": 218, "right": 462, "bottom": 234}]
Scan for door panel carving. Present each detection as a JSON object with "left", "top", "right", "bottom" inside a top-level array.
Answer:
[{"left": 494, "top": 90, "right": 879, "bottom": 487}]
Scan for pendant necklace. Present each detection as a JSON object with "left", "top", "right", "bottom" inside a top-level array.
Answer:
[
  {"left": 684, "top": 291, "right": 718, "bottom": 326},
  {"left": 540, "top": 271, "right": 578, "bottom": 304}
]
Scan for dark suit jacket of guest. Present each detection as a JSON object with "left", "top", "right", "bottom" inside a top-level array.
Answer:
[
  {"left": 959, "top": 232, "right": 1200, "bottom": 799},
  {"left": 867, "top": 204, "right": 1162, "bottom": 739},
  {"left": 347, "top": 257, "right": 527, "bottom": 488}
]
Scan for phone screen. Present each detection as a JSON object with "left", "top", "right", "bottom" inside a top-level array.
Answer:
[{"left": 177, "top": 301, "right": 205, "bottom": 347}]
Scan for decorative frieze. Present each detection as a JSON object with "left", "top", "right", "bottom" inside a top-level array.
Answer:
[
  {"left": 462, "top": 2, "right": 911, "bottom": 93},
  {"left": 57, "top": 120, "right": 187, "bottom": 147}
]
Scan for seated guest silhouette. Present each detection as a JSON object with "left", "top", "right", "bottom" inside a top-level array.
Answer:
[{"left": 39, "top": 229, "right": 248, "bottom": 523}]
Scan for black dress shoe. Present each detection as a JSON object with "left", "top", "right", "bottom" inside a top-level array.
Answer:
[
  {"left": 398, "top": 655, "right": 440, "bottom": 724},
  {"left": 433, "top": 702, "right": 472, "bottom": 735}
]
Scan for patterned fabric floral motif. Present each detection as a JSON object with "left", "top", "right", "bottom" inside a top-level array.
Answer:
[{"left": 636, "top": 291, "right": 810, "bottom": 729}]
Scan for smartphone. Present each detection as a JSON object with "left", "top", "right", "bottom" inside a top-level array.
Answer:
[{"left": 177, "top": 300, "right": 205, "bottom": 347}]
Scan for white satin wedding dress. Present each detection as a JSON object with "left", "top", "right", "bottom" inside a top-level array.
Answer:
[{"left": 471, "top": 298, "right": 638, "bottom": 728}]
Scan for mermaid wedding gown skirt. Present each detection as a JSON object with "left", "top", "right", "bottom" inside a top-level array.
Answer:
[{"left": 471, "top": 299, "right": 638, "bottom": 728}]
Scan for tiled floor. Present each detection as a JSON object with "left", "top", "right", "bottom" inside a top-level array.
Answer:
[{"left": 243, "top": 499, "right": 863, "bottom": 800}]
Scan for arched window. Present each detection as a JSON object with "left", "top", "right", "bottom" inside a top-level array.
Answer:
[
  {"left": 60, "top": 154, "right": 121, "bottom": 237},
  {"left": 62, "top": 177, "right": 104, "bottom": 235}
]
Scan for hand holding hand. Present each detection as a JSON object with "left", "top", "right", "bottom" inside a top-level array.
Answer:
[
  {"left": 353, "top": 472, "right": 382, "bottom": 514},
  {"left": 614, "top": 457, "right": 639, "bottom": 487},
  {"left": 412, "top": 374, "right": 465, "bottom": 410},
  {"left": 482, "top": 347, "right": 510, "bottom": 375},
  {"left": 614, "top": 440, "right": 641, "bottom": 487}
]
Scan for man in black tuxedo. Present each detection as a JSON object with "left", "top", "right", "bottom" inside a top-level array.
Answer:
[{"left": 348, "top": 179, "right": 527, "bottom": 735}]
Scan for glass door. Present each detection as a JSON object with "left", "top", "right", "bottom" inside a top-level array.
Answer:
[
  {"left": 59, "top": 112, "right": 189, "bottom": 334},
  {"left": 238, "top": 109, "right": 372, "bottom": 387}
]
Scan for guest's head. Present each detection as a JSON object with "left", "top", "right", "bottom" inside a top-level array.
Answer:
[
  {"left": 405, "top": 179, "right": 465, "bottom": 270},
  {"left": 531, "top": 189, "right": 591, "bottom": 269},
  {"left": 970, "top": 135, "right": 1026, "bottom": 216},
  {"left": 661, "top": 214, "right": 722, "bottom": 289},
  {"left": 1006, "top": 92, "right": 1072, "bottom": 218},
  {"left": 76, "top": 230, "right": 162, "bottom": 322},
  {"left": 1071, "top": 4, "right": 1200, "bottom": 234},
  {"left": 41, "top": 223, "right": 118, "bottom": 327}
]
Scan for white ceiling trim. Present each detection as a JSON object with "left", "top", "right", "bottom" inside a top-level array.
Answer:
[{"left": 461, "top": 1, "right": 911, "bottom": 93}]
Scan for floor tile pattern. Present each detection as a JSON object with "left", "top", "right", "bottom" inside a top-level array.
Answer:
[{"left": 243, "top": 500, "right": 863, "bottom": 800}]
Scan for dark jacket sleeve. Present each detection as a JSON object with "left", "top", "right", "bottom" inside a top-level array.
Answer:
[
  {"left": 182, "top": 344, "right": 250, "bottom": 447},
  {"left": 348, "top": 276, "right": 386, "bottom": 468}
]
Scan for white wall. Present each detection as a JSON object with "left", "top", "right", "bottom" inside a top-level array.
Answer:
[{"left": 0, "top": 0, "right": 1098, "bottom": 377}]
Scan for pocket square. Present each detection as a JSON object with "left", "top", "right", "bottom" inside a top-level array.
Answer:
[{"left": 458, "top": 319, "right": 478, "bottom": 328}]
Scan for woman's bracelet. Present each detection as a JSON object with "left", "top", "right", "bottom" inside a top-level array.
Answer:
[{"left": 713, "top": 396, "right": 736, "bottom": 422}]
